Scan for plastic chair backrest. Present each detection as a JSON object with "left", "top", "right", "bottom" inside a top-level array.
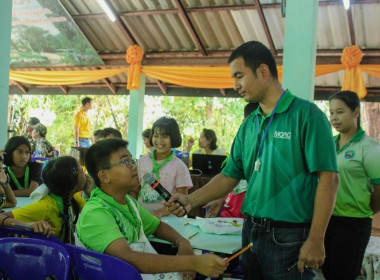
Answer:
[
  {"left": 31, "top": 156, "right": 50, "bottom": 169},
  {"left": 65, "top": 243, "right": 142, "bottom": 280},
  {"left": 0, "top": 226, "right": 63, "bottom": 244},
  {"left": 0, "top": 237, "right": 71, "bottom": 280}
]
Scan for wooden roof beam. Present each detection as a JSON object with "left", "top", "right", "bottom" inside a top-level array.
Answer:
[
  {"left": 59, "top": 85, "right": 68, "bottom": 94},
  {"left": 346, "top": 7, "right": 356, "bottom": 45},
  {"left": 253, "top": 0, "right": 277, "bottom": 55},
  {"left": 172, "top": 0, "right": 207, "bottom": 56},
  {"left": 13, "top": 81, "right": 27, "bottom": 94},
  {"left": 101, "top": 0, "right": 137, "bottom": 45},
  {"left": 156, "top": 80, "right": 167, "bottom": 95},
  {"left": 72, "top": 0, "right": 379, "bottom": 21},
  {"left": 103, "top": 78, "right": 116, "bottom": 94}
]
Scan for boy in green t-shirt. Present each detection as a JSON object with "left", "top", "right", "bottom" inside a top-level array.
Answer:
[{"left": 76, "top": 138, "right": 227, "bottom": 279}]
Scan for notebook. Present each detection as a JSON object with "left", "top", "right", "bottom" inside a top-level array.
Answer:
[{"left": 192, "top": 154, "right": 227, "bottom": 176}]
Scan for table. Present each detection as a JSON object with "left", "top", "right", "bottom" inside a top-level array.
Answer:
[
  {"left": 3, "top": 197, "right": 33, "bottom": 211},
  {"left": 187, "top": 174, "right": 215, "bottom": 217},
  {"left": 149, "top": 216, "right": 242, "bottom": 255}
]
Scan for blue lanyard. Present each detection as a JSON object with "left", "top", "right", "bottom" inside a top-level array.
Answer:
[{"left": 255, "top": 90, "right": 287, "bottom": 159}]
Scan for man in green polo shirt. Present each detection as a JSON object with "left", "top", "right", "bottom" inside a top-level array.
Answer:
[
  {"left": 76, "top": 138, "right": 227, "bottom": 279},
  {"left": 167, "top": 41, "right": 339, "bottom": 280}
]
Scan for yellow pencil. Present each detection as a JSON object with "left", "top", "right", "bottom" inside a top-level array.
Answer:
[
  {"left": 187, "top": 231, "right": 199, "bottom": 239},
  {"left": 227, "top": 243, "right": 253, "bottom": 262}
]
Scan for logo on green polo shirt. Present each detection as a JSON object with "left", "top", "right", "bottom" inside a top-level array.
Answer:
[
  {"left": 344, "top": 150, "right": 355, "bottom": 159},
  {"left": 273, "top": 131, "right": 292, "bottom": 139}
]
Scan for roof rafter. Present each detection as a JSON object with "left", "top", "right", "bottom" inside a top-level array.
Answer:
[
  {"left": 156, "top": 79, "right": 167, "bottom": 95},
  {"left": 172, "top": 0, "right": 207, "bottom": 56},
  {"left": 346, "top": 8, "right": 356, "bottom": 45},
  {"left": 253, "top": 0, "right": 277, "bottom": 55}
]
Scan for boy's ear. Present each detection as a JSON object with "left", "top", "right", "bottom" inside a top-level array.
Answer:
[{"left": 98, "top": 170, "right": 111, "bottom": 184}]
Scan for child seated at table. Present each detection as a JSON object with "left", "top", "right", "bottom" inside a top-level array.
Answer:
[
  {"left": 77, "top": 138, "right": 228, "bottom": 279},
  {"left": 138, "top": 117, "right": 193, "bottom": 218},
  {"left": 3, "top": 136, "right": 43, "bottom": 197},
  {"left": 0, "top": 150, "right": 17, "bottom": 209},
  {"left": 3, "top": 156, "right": 87, "bottom": 243}
]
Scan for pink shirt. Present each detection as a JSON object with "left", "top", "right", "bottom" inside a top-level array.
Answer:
[{"left": 138, "top": 155, "right": 193, "bottom": 212}]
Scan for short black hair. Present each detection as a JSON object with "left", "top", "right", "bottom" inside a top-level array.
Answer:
[
  {"left": 228, "top": 41, "right": 278, "bottom": 79},
  {"left": 4, "top": 136, "right": 32, "bottom": 166},
  {"left": 244, "top": 102, "right": 259, "bottom": 119},
  {"left": 202, "top": 129, "right": 218, "bottom": 150},
  {"left": 82, "top": 97, "right": 92, "bottom": 106},
  {"left": 142, "top": 128, "right": 151, "bottom": 139},
  {"left": 28, "top": 117, "right": 40, "bottom": 125},
  {"left": 93, "top": 129, "right": 103, "bottom": 137},
  {"left": 99, "top": 127, "right": 122, "bottom": 139},
  {"left": 329, "top": 90, "right": 361, "bottom": 128},
  {"left": 150, "top": 117, "right": 182, "bottom": 148},
  {"left": 85, "top": 138, "right": 129, "bottom": 187}
]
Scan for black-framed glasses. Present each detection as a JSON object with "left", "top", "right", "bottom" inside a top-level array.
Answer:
[{"left": 105, "top": 159, "right": 138, "bottom": 169}]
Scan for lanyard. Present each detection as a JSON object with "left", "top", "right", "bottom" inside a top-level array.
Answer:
[
  {"left": 255, "top": 90, "right": 287, "bottom": 159},
  {"left": 7, "top": 166, "right": 29, "bottom": 190},
  {"left": 49, "top": 193, "right": 74, "bottom": 243},
  {"left": 151, "top": 150, "right": 174, "bottom": 180}
]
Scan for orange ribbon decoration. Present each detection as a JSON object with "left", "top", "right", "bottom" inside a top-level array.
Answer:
[
  {"left": 341, "top": 45, "right": 367, "bottom": 99},
  {"left": 126, "top": 45, "right": 144, "bottom": 90}
]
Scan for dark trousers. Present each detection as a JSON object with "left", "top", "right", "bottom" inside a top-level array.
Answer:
[{"left": 322, "top": 215, "right": 372, "bottom": 280}]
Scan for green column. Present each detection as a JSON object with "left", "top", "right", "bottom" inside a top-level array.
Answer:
[
  {"left": 0, "top": 1, "right": 12, "bottom": 147},
  {"left": 127, "top": 74, "right": 145, "bottom": 159},
  {"left": 282, "top": 1, "right": 318, "bottom": 101}
]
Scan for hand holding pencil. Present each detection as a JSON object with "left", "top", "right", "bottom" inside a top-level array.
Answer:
[{"left": 227, "top": 243, "right": 253, "bottom": 262}]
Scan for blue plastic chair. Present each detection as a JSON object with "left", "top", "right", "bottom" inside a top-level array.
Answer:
[
  {"left": 0, "top": 226, "right": 63, "bottom": 244},
  {"left": 0, "top": 237, "right": 71, "bottom": 280},
  {"left": 64, "top": 244, "right": 142, "bottom": 280}
]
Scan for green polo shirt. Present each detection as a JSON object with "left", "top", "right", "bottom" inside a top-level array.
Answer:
[
  {"left": 333, "top": 128, "right": 380, "bottom": 218},
  {"left": 77, "top": 187, "right": 160, "bottom": 253},
  {"left": 222, "top": 91, "right": 338, "bottom": 223}
]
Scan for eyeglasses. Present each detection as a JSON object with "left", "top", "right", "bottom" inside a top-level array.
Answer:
[{"left": 105, "top": 159, "right": 138, "bottom": 169}]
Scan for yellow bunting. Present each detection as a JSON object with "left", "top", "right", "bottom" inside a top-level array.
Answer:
[
  {"left": 341, "top": 45, "right": 367, "bottom": 99},
  {"left": 126, "top": 45, "right": 144, "bottom": 90}
]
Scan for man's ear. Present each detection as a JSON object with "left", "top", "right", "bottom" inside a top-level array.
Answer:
[
  {"left": 257, "top": 64, "right": 270, "bottom": 81},
  {"left": 354, "top": 107, "right": 360, "bottom": 119},
  {"left": 98, "top": 170, "right": 111, "bottom": 184}
]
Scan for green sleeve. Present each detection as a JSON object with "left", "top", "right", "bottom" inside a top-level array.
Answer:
[
  {"left": 301, "top": 107, "right": 338, "bottom": 173},
  {"left": 77, "top": 207, "right": 124, "bottom": 253},
  {"left": 363, "top": 143, "right": 380, "bottom": 184}
]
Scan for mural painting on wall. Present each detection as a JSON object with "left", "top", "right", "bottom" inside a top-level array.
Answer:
[{"left": 11, "top": 0, "right": 103, "bottom": 68}]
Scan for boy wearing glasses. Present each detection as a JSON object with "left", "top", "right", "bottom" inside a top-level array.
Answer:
[{"left": 76, "top": 138, "right": 227, "bottom": 279}]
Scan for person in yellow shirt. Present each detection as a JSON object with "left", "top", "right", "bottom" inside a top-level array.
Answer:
[
  {"left": 4, "top": 156, "right": 87, "bottom": 243},
  {"left": 74, "top": 97, "right": 93, "bottom": 148}
]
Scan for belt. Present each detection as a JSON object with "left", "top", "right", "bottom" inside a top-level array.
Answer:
[{"left": 248, "top": 217, "right": 311, "bottom": 230}]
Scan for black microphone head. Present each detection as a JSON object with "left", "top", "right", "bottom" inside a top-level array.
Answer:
[{"left": 143, "top": 172, "right": 156, "bottom": 185}]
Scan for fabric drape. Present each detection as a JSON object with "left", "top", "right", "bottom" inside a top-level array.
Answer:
[{"left": 8, "top": 46, "right": 380, "bottom": 99}]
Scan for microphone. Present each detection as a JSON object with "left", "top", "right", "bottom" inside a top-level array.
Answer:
[{"left": 142, "top": 172, "right": 187, "bottom": 214}]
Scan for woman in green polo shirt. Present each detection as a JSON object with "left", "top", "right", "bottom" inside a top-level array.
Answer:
[{"left": 323, "top": 90, "right": 380, "bottom": 280}]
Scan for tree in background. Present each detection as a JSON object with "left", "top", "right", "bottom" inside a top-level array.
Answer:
[
  {"left": 8, "top": 95, "right": 379, "bottom": 156},
  {"left": 7, "top": 95, "right": 246, "bottom": 156}
]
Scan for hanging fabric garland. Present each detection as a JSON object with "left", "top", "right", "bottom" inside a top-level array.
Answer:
[
  {"left": 341, "top": 45, "right": 367, "bottom": 99},
  {"left": 126, "top": 45, "right": 145, "bottom": 90}
]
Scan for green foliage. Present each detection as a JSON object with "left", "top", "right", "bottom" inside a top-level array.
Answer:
[{"left": 8, "top": 95, "right": 247, "bottom": 156}]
